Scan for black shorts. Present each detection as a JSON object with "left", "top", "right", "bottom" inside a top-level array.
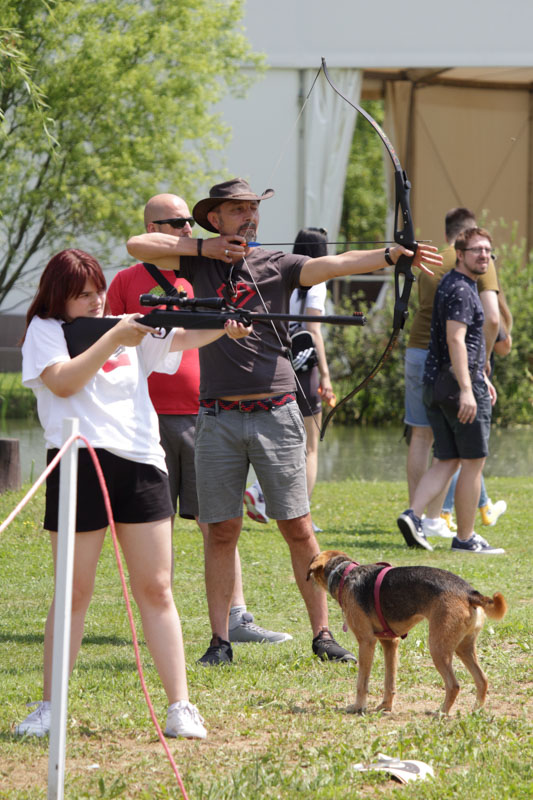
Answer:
[
  {"left": 44, "top": 448, "right": 174, "bottom": 532},
  {"left": 423, "top": 382, "right": 491, "bottom": 460},
  {"left": 295, "top": 366, "right": 321, "bottom": 418}
]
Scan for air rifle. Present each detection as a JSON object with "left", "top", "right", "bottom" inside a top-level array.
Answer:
[{"left": 62, "top": 292, "right": 366, "bottom": 358}]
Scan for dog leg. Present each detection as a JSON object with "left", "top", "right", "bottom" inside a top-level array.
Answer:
[
  {"left": 346, "top": 637, "right": 376, "bottom": 714},
  {"left": 428, "top": 632, "right": 460, "bottom": 714},
  {"left": 375, "top": 638, "right": 399, "bottom": 712},
  {"left": 455, "top": 632, "right": 488, "bottom": 710}
]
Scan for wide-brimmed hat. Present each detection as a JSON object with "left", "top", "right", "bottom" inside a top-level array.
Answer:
[{"left": 192, "top": 178, "right": 275, "bottom": 233}]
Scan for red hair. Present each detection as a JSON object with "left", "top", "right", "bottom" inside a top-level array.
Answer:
[{"left": 24, "top": 249, "right": 106, "bottom": 336}]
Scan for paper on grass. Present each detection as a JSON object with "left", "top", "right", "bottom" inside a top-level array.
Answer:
[{"left": 353, "top": 752, "right": 434, "bottom": 784}]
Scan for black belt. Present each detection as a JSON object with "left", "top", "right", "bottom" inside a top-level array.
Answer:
[{"left": 200, "top": 394, "right": 296, "bottom": 413}]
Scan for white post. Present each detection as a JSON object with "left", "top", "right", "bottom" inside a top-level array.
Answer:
[{"left": 48, "top": 418, "right": 79, "bottom": 800}]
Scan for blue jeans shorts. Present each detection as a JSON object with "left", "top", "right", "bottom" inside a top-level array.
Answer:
[
  {"left": 404, "top": 347, "right": 430, "bottom": 427},
  {"left": 194, "top": 401, "right": 309, "bottom": 524}
]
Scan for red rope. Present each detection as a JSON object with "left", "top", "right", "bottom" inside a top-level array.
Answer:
[{"left": 1, "top": 434, "right": 190, "bottom": 799}]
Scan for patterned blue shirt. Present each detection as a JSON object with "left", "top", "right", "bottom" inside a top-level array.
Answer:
[{"left": 424, "top": 269, "right": 486, "bottom": 385}]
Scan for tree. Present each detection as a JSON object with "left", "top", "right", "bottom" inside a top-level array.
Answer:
[
  {"left": 0, "top": 0, "right": 262, "bottom": 307},
  {"left": 339, "top": 100, "right": 388, "bottom": 247}
]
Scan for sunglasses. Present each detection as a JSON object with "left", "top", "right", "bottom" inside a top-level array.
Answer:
[{"left": 153, "top": 217, "right": 195, "bottom": 229}]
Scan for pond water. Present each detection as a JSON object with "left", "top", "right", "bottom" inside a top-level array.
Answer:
[{"left": 3, "top": 418, "right": 533, "bottom": 485}]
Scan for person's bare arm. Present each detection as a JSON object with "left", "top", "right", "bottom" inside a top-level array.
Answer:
[
  {"left": 446, "top": 320, "right": 478, "bottom": 424},
  {"left": 41, "top": 315, "right": 153, "bottom": 397},
  {"left": 170, "top": 320, "right": 252, "bottom": 351},
  {"left": 479, "top": 289, "right": 499, "bottom": 374},
  {"left": 305, "top": 309, "right": 334, "bottom": 404},
  {"left": 126, "top": 232, "right": 247, "bottom": 269},
  {"left": 299, "top": 243, "right": 441, "bottom": 286}
]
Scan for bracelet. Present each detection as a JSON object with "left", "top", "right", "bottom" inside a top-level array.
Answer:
[
  {"left": 197, "top": 238, "right": 203, "bottom": 256},
  {"left": 384, "top": 247, "right": 394, "bottom": 266}
]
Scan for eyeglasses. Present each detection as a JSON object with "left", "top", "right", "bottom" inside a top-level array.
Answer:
[
  {"left": 153, "top": 217, "right": 195, "bottom": 229},
  {"left": 461, "top": 247, "right": 492, "bottom": 255}
]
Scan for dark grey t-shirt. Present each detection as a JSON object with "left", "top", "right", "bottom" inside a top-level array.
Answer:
[
  {"left": 179, "top": 248, "right": 307, "bottom": 398},
  {"left": 424, "top": 269, "right": 486, "bottom": 386}
]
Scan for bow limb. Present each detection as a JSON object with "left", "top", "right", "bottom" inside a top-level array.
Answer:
[{"left": 319, "top": 58, "right": 418, "bottom": 440}]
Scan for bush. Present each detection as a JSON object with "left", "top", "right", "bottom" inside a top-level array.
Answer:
[
  {"left": 490, "top": 233, "right": 533, "bottom": 425},
  {"left": 0, "top": 373, "right": 37, "bottom": 420}
]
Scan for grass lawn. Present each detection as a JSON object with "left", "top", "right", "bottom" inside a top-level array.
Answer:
[{"left": 0, "top": 476, "right": 531, "bottom": 799}]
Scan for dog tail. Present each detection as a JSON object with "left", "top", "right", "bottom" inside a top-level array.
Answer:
[{"left": 470, "top": 591, "right": 507, "bottom": 620}]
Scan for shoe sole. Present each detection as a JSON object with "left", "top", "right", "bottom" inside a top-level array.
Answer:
[
  {"left": 397, "top": 516, "right": 433, "bottom": 551},
  {"left": 243, "top": 493, "right": 268, "bottom": 524},
  {"left": 229, "top": 631, "right": 293, "bottom": 644},
  {"left": 423, "top": 527, "right": 455, "bottom": 539},
  {"left": 313, "top": 651, "right": 358, "bottom": 663},
  {"left": 451, "top": 546, "right": 506, "bottom": 554}
]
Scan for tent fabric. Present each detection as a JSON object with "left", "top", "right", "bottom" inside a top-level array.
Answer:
[{"left": 300, "top": 67, "right": 361, "bottom": 243}]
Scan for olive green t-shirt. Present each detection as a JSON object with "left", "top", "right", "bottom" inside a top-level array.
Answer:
[{"left": 407, "top": 244, "right": 499, "bottom": 350}]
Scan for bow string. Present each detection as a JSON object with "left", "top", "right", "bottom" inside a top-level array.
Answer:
[{"left": 318, "top": 58, "right": 418, "bottom": 440}]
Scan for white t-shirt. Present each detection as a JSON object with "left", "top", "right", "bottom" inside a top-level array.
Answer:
[
  {"left": 289, "top": 283, "right": 327, "bottom": 316},
  {"left": 22, "top": 316, "right": 181, "bottom": 471}
]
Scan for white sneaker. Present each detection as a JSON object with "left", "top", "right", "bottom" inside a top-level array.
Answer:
[
  {"left": 422, "top": 516, "right": 454, "bottom": 538},
  {"left": 479, "top": 499, "right": 507, "bottom": 527},
  {"left": 244, "top": 484, "right": 269, "bottom": 524},
  {"left": 165, "top": 701, "right": 206, "bottom": 739},
  {"left": 15, "top": 701, "right": 51, "bottom": 737},
  {"left": 440, "top": 511, "right": 457, "bottom": 532}
]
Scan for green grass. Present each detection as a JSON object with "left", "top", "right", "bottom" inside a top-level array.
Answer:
[{"left": 0, "top": 477, "right": 531, "bottom": 799}]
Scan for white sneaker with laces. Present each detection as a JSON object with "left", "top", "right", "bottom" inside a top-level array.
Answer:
[
  {"left": 165, "top": 701, "right": 207, "bottom": 739},
  {"left": 451, "top": 532, "right": 505, "bottom": 555},
  {"left": 15, "top": 701, "right": 51, "bottom": 737},
  {"left": 243, "top": 484, "right": 269, "bottom": 524},
  {"left": 422, "top": 516, "right": 455, "bottom": 538}
]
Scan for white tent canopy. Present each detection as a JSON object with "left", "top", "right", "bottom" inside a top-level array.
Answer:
[{"left": 216, "top": 1, "right": 533, "bottom": 254}]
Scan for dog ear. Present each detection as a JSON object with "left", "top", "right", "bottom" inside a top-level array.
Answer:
[{"left": 306, "top": 552, "right": 321, "bottom": 581}]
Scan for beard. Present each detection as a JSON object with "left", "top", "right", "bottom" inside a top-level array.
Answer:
[{"left": 238, "top": 222, "right": 257, "bottom": 242}]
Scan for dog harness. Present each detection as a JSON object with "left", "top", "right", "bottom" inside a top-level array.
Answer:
[{"left": 333, "top": 561, "right": 406, "bottom": 640}]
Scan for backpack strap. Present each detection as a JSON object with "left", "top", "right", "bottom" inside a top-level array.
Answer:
[{"left": 142, "top": 262, "right": 178, "bottom": 296}]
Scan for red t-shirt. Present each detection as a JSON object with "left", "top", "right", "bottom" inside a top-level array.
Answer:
[{"left": 107, "top": 263, "right": 200, "bottom": 414}]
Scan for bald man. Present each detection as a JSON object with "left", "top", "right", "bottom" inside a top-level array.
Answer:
[{"left": 108, "top": 193, "right": 291, "bottom": 646}]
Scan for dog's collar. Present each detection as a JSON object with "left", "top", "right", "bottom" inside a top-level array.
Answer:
[{"left": 327, "top": 560, "right": 359, "bottom": 596}]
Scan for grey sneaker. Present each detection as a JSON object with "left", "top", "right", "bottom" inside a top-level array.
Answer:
[
  {"left": 15, "top": 701, "right": 51, "bottom": 737},
  {"left": 451, "top": 532, "right": 505, "bottom": 555},
  {"left": 165, "top": 701, "right": 207, "bottom": 739},
  {"left": 229, "top": 611, "right": 292, "bottom": 644},
  {"left": 397, "top": 509, "right": 433, "bottom": 551}
]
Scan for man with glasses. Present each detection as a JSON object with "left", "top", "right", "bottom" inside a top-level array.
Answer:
[
  {"left": 108, "top": 193, "right": 291, "bottom": 646},
  {"left": 397, "top": 227, "right": 505, "bottom": 555},
  {"left": 126, "top": 177, "right": 442, "bottom": 666},
  {"left": 402, "top": 207, "right": 505, "bottom": 545}
]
